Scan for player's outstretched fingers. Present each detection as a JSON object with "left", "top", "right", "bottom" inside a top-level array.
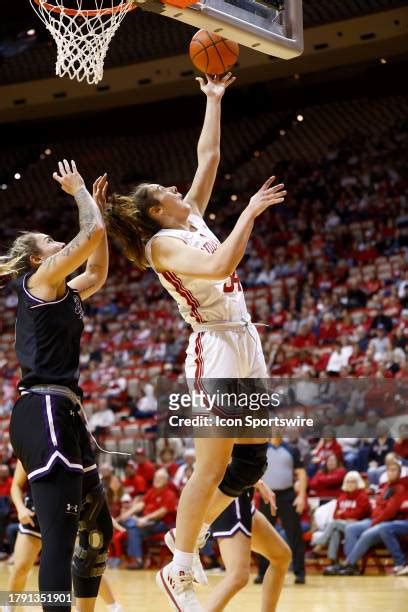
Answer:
[
  {"left": 53, "top": 171, "right": 63, "bottom": 184},
  {"left": 261, "top": 176, "right": 276, "bottom": 191},
  {"left": 63, "top": 159, "right": 71, "bottom": 174},
  {"left": 58, "top": 161, "right": 66, "bottom": 176},
  {"left": 266, "top": 183, "right": 285, "bottom": 194}
]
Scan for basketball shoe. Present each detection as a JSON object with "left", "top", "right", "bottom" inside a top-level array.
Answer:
[
  {"left": 164, "top": 528, "right": 208, "bottom": 585},
  {"left": 156, "top": 562, "right": 203, "bottom": 611}
]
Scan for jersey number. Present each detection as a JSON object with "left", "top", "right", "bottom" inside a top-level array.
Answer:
[{"left": 223, "top": 272, "right": 242, "bottom": 293}]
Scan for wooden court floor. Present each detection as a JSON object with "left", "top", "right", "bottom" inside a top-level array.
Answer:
[{"left": 0, "top": 565, "right": 406, "bottom": 611}]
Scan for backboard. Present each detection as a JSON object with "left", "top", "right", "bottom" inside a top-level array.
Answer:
[{"left": 137, "top": 0, "right": 303, "bottom": 59}]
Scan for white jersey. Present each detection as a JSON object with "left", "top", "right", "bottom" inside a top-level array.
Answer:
[{"left": 145, "top": 213, "right": 250, "bottom": 330}]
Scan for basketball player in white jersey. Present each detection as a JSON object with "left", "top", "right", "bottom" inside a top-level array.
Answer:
[{"left": 106, "top": 73, "right": 286, "bottom": 610}]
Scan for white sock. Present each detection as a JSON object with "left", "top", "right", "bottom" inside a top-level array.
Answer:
[
  {"left": 173, "top": 549, "right": 195, "bottom": 573},
  {"left": 107, "top": 604, "right": 122, "bottom": 612}
]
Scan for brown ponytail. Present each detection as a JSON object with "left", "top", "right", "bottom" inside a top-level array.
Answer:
[
  {"left": 0, "top": 232, "right": 40, "bottom": 283},
  {"left": 105, "top": 183, "right": 161, "bottom": 270}
]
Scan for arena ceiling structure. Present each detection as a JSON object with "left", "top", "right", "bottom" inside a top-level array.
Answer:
[{"left": 0, "top": 0, "right": 407, "bottom": 124}]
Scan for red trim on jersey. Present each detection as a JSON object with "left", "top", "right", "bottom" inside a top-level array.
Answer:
[
  {"left": 194, "top": 332, "right": 204, "bottom": 380},
  {"left": 162, "top": 271, "right": 204, "bottom": 323}
]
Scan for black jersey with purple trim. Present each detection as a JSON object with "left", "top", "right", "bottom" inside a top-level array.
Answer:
[{"left": 13, "top": 273, "right": 84, "bottom": 394}]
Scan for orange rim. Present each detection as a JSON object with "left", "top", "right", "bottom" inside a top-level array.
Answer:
[{"left": 33, "top": 0, "right": 137, "bottom": 17}]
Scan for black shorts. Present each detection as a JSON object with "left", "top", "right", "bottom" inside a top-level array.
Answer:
[
  {"left": 10, "top": 392, "right": 97, "bottom": 483},
  {"left": 19, "top": 518, "right": 41, "bottom": 539},
  {"left": 211, "top": 489, "right": 255, "bottom": 539}
]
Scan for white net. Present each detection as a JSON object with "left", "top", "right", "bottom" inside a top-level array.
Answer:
[{"left": 29, "top": 1, "right": 136, "bottom": 85}]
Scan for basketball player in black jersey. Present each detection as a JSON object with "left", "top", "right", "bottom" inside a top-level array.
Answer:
[{"left": 0, "top": 161, "right": 112, "bottom": 612}]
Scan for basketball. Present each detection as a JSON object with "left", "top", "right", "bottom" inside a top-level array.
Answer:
[{"left": 189, "top": 29, "right": 239, "bottom": 75}]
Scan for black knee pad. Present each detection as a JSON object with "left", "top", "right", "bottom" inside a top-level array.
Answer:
[
  {"left": 219, "top": 443, "right": 268, "bottom": 497},
  {"left": 72, "top": 482, "right": 113, "bottom": 596}
]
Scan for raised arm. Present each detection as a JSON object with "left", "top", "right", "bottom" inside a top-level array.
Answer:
[
  {"left": 68, "top": 174, "right": 109, "bottom": 300},
  {"left": 31, "top": 160, "right": 104, "bottom": 289},
  {"left": 184, "top": 73, "right": 235, "bottom": 217},
  {"left": 152, "top": 176, "right": 286, "bottom": 279}
]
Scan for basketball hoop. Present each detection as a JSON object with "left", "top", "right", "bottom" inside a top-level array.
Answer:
[{"left": 29, "top": 1, "right": 137, "bottom": 85}]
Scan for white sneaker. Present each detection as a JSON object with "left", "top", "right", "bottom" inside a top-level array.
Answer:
[
  {"left": 396, "top": 565, "right": 408, "bottom": 576},
  {"left": 156, "top": 562, "right": 203, "bottom": 611},
  {"left": 164, "top": 529, "right": 208, "bottom": 586}
]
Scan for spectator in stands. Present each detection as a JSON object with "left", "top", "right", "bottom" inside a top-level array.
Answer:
[
  {"left": 332, "top": 461, "right": 405, "bottom": 575},
  {"left": 314, "top": 471, "right": 370, "bottom": 574},
  {"left": 105, "top": 366, "right": 127, "bottom": 398},
  {"left": 0, "top": 465, "right": 12, "bottom": 559},
  {"left": 79, "top": 368, "right": 99, "bottom": 398},
  {"left": 397, "top": 270, "right": 408, "bottom": 300},
  {"left": 394, "top": 423, "right": 408, "bottom": 461},
  {"left": 107, "top": 475, "right": 124, "bottom": 518},
  {"left": 346, "top": 278, "right": 367, "bottom": 309},
  {"left": 367, "top": 326, "right": 392, "bottom": 363},
  {"left": 367, "top": 422, "right": 395, "bottom": 485},
  {"left": 364, "top": 409, "right": 382, "bottom": 438},
  {"left": 132, "top": 383, "right": 157, "bottom": 419},
  {"left": 326, "top": 341, "right": 352, "bottom": 376},
  {"left": 109, "top": 493, "right": 134, "bottom": 566},
  {"left": 370, "top": 307, "right": 393, "bottom": 333},
  {"left": 157, "top": 448, "right": 179, "bottom": 478},
  {"left": 336, "top": 406, "right": 365, "bottom": 440},
  {"left": 155, "top": 438, "right": 185, "bottom": 460},
  {"left": 173, "top": 449, "right": 196, "bottom": 490},
  {"left": 100, "top": 463, "right": 114, "bottom": 491},
  {"left": 118, "top": 468, "right": 177, "bottom": 569},
  {"left": 378, "top": 453, "right": 408, "bottom": 484},
  {"left": 133, "top": 448, "right": 155, "bottom": 486},
  {"left": 309, "top": 428, "right": 343, "bottom": 475},
  {"left": 378, "top": 483, "right": 408, "bottom": 575},
  {"left": 308, "top": 453, "right": 347, "bottom": 499},
  {"left": 122, "top": 460, "right": 147, "bottom": 498},
  {"left": 87, "top": 397, "right": 115, "bottom": 436}
]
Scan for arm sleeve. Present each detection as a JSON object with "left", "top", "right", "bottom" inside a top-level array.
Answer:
[
  {"left": 372, "top": 486, "right": 405, "bottom": 525},
  {"left": 291, "top": 446, "right": 304, "bottom": 470}
]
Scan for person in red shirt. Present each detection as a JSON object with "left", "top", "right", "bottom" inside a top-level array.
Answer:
[
  {"left": 377, "top": 479, "right": 408, "bottom": 575},
  {"left": 117, "top": 468, "right": 178, "bottom": 569},
  {"left": 122, "top": 461, "right": 147, "bottom": 498},
  {"left": 291, "top": 324, "right": 317, "bottom": 349},
  {"left": 394, "top": 423, "right": 408, "bottom": 460},
  {"left": 334, "top": 461, "right": 405, "bottom": 575},
  {"left": 310, "top": 430, "right": 344, "bottom": 472},
  {"left": 133, "top": 448, "right": 155, "bottom": 486},
  {"left": 313, "top": 471, "right": 370, "bottom": 573},
  {"left": 308, "top": 453, "right": 347, "bottom": 499},
  {"left": 318, "top": 314, "right": 338, "bottom": 345},
  {"left": 0, "top": 464, "right": 12, "bottom": 558}
]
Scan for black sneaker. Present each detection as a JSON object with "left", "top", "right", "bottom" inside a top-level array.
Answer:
[
  {"left": 253, "top": 574, "right": 264, "bottom": 584},
  {"left": 323, "top": 564, "right": 342, "bottom": 576},
  {"left": 338, "top": 564, "right": 360, "bottom": 576},
  {"left": 295, "top": 575, "right": 306, "bottom": 584}
]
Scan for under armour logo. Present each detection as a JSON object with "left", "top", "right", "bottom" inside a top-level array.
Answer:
[{"left": 66, "top": 503, "right": 79, "bottom": 514}]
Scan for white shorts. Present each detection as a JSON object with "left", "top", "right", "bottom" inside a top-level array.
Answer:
[{"left": 185, "top": 323, "right": 268, "bottom": 379}]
